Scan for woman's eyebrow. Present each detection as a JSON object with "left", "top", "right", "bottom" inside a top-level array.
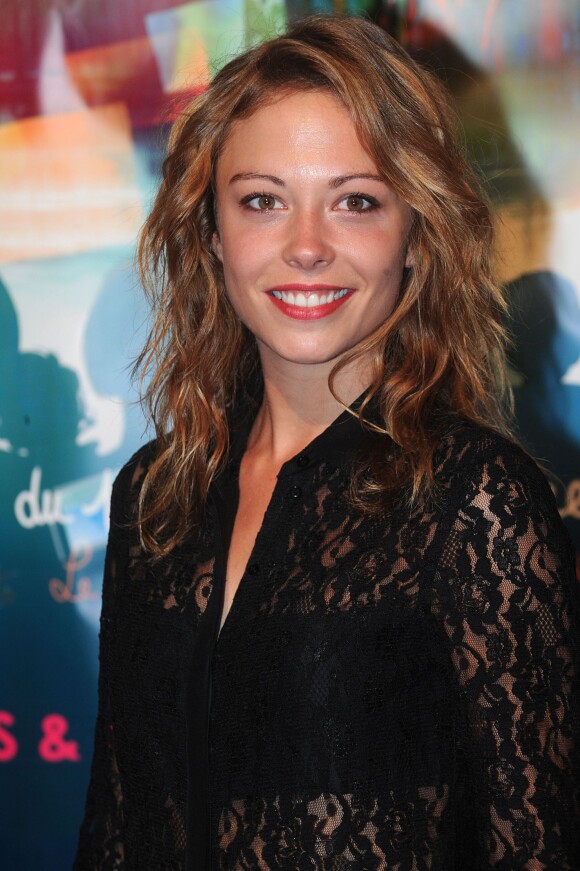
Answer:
[
  {"left": 329, "top": 173, "right": 385, "bottom": 188},
  {"left": 229, "top": 172, "right": 285, "bottom": 186},
  {"left": 228, "top": 172, "right": 386, "bottom": 187}
]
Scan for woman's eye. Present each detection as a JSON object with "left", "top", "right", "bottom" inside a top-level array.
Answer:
[
  {"left": 339, "top": 194, "right": 379, "bottom": 212},
  {"left": 243, "top": 194, "right": 281, "bottom": 210}
]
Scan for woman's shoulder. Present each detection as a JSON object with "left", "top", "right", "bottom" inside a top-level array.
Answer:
[
  {"left": 432, "top": 421, "right": 578, "bottom": 628},
  {"left": 427, "top": 422, "right": 573, "bottom": 564},
  {"left": 430, "top": 423, "right": 576, "bottom": 573},
  {"left": 109, "top": 438, "right": 159, "bottom": 525},
  {"left": 434, "top": 420, "right": 558, "bottom": 510}
]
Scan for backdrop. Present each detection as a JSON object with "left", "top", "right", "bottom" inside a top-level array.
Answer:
[{"left": 1, "top": 1, "right": 579, "bottom": 868}]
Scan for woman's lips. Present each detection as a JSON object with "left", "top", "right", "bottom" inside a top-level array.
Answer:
[{"left": 267, "top": 286, "right": 354, "bottom": 320}]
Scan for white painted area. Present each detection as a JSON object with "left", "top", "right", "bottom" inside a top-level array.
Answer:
[
  {"left": 415, "top": 0, "right": 506, "bottom": 67},
  {"left": 38, "top": 9, "right": 85, "bottom": 116},
  {"left": 548, "top": 206, "right": 580, "bottom": 300},
  {"left": 562, "top": 357, "right": 580, "bottom": 385}
]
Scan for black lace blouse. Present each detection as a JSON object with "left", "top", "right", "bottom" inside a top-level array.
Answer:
[{"left": 74, "top": 403, "right": 580, "bottom": 870}]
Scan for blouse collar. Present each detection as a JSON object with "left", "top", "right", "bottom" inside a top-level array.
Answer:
[{"left": 226, "top": 388, "right": 384, "bottom": 479}]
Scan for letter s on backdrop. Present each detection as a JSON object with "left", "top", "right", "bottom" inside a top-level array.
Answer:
[{"left": 0, "top": 711, "right": 18, "bottom": 761}]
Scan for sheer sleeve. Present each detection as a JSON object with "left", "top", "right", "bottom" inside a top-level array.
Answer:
[
  {"left": 435, "top": 444, "right": 580, "bottom": 868},
  {"left": 74, "top": 470, "right": 131, "bottom": 870}
]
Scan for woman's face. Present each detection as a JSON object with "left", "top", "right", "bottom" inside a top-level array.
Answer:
[{"left": 213, "top": 89, "right": 413, "bottom": 376}]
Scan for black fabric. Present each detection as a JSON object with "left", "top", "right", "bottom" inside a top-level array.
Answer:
[{"left": 74, "top": 402, "right": 580, "bottom": 870}]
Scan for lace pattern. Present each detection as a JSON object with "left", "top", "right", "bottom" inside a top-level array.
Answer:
[{"left": 74, "top": 424, "right": 580, "bottom": 870}]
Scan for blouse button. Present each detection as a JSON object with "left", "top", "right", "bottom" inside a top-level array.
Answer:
[
  {"left": 288, "top": 485, "right": 302, "bottom": 500},
  {"left": 296, "top": 453, "right": 309, "bottom": 468}
]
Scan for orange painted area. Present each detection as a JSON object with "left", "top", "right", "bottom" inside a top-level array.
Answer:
[
  {"left": 0, "top": 103, "right": 142, "bottom": 263},
  {"left": 65, "top": 35, "right": 164, "bottom": 127}
]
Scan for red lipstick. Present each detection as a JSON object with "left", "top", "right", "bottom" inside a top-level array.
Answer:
[{"left": 266, "top": 284, "right": 354, "bottom": 320}]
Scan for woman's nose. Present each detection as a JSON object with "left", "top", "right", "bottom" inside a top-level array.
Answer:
[{"left": 281, "top": 210, "right": 335, "bottom": 270}]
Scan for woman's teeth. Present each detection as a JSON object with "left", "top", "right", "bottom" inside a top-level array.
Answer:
[{"left": 270, "top": 288, "right": 349, "bottom": 307}]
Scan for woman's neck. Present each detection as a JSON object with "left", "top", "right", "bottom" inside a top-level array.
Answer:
[{"left": 247, "top": 353, "right": 371, "bottom": 465}]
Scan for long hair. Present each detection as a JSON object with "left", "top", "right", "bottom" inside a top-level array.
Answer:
[{"left": 136, "top": 13, "right": 512, "bottom": 556}]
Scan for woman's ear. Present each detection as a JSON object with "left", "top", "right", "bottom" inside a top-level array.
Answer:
[
  {"left": 404, "top": 244, "right": 414, "bottom": 269},
  {"left": 212, "top": 231, "right": 223, "bottom": 262}
]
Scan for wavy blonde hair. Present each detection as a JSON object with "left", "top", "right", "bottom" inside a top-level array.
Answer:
[{"left": 136, "top": 13, "right": 512, "bottom": 556}]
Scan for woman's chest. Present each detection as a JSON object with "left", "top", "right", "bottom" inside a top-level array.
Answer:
[
  {"left": 210, "top": 573, "right": 458, "bottom": 802},
  {"left": 116, "top": 483, "right": 448, "bottom": 694},
  {"left": 113, "top": 492, "right": 457, "bottom": 787},
  {"left": 210, "top": 500, "right": 457, "bottom": 795}
]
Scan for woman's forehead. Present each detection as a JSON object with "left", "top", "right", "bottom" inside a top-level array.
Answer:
[{"left": 216, "top": 91, "right": 380, "bottom": 182}]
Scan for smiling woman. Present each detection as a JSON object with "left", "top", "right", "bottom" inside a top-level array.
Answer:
[
  {"left": 75, "top": 14, "right": 580, "bottom": 871},
  {"left": 212, "top": 90, "right": 413, "bottom": 365}
]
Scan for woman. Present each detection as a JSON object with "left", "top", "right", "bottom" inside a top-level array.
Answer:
[{"left": 75, "top": 14, "right": 580, "bottom": 870}]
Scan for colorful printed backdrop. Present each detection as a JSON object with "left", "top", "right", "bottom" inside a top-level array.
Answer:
[{"left": 1, "top": 1, "right": 579, "bottom": 868}]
